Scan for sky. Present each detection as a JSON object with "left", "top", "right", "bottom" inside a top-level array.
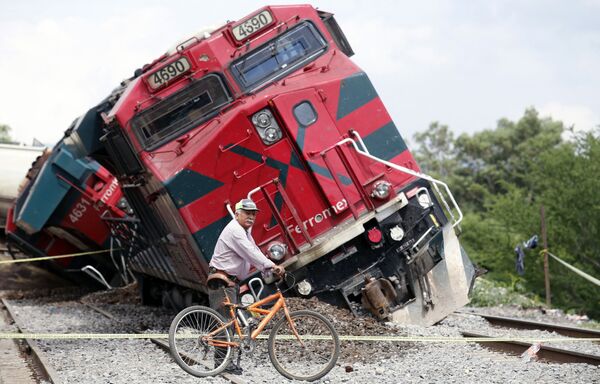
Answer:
[{"left": 1, "top": 0, "right": 599, "bottom": 147}]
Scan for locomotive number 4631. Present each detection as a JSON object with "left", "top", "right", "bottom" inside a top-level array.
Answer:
[
  {"left": 147, "top": 57, "right": 191, "bottom": 90},
  {"left": 232, "top": 10, "right": 273, "bottom": 41}
]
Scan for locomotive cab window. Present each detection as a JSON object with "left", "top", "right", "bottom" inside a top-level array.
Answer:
[
  {"left": 132, "top": 74, "right": 232, "bottom": 149},
  {"left": 230, "top": 21, "right": 327, "bottom": 91}
]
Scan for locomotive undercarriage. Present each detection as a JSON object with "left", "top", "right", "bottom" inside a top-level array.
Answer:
[{"left": 288, "top": 225, "right": 474, "bottom": 325}]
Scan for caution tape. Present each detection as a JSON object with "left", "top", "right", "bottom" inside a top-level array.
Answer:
[
  {"left": 543, "top": 251, "right": 600, "bottom": 287},
  {"left": 0, "top": 333, "right": 598, "bottom": 343},
  {"left": 0, "top": 248, "right": 115, "bottom": 265}
]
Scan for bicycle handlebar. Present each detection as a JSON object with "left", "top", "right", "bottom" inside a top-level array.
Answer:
[{"left": 275, "top": 272, "right": 296, "bottom": 293}]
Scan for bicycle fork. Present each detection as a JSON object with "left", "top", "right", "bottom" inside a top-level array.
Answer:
[{"left": 282, "top": 304, "right": 306, "bottom": 348}]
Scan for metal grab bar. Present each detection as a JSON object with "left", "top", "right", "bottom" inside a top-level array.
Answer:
[
  {"left": 219, "top": 129, "right": 252, "bottom": 152},
  {"left": 233, "top": 155, "right": 266, "bottom": 179},
  {"left": 321, "top": 134, "right": 463, "bottom": 228}
]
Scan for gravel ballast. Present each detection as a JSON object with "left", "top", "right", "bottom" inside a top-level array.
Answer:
[{"left": 4, "top": 291, "right": 599, "bottom": 384}]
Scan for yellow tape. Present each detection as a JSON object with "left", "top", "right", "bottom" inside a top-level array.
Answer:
[
  {"left": 0, "top": 249, "right": 114, "bottom": 265},
  {"left": 0, "top": 333, "right": 598, "bottom": 342}
]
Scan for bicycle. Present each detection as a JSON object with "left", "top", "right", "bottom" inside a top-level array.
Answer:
[{"left": 168, "top": 272, "right": 340, "bottom": 382}]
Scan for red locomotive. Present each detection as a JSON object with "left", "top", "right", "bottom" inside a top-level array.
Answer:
[{"left": 7, "top": 5, "right": 475, "bottom": 325}]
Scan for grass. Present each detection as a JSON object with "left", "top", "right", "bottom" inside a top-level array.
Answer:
[{"left": 469, "top": 277, "right": 542, "bottom": 308}]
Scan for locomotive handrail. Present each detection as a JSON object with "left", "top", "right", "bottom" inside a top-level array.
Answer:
[
  {"left": 321, "top": 135, "right": 463, "bottom": 228},
  {"left": 233, "top": 155, "right": 266, "bottom": 179},
  {"left": 55, "top": 174, "right": 100, "bottom": 203},
  {"left": 350, "top": 129, "right": 370, "bottom": 154},
  {"left": 219, "top": 129, "right": 252, "bottom": 153}
]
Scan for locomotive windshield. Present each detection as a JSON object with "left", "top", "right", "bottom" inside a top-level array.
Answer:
[
  {"left": 132, "top": 74, "right": 232, "bottom": 149},
  {"left": 230, "top": 21, "right": 327, "bottom": 91}
]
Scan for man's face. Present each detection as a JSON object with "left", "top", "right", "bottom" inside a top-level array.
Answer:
[{"left": 235, "top": 209, "right": 257, "bottom": 229}]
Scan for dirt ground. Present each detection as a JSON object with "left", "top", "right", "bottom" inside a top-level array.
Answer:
[{"left": 0, "top": 248, "right": 72, "bottom": 295}]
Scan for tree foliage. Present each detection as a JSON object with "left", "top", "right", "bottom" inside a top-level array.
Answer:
[
  {"left": 413, "top": 122, "right": 456, "bottom": 178},
  {"left": 0, "top": 124, "right": 14, "bottom": 144},
  {"left": 413, "top": 109, "right": 600, "bottom": 318}
]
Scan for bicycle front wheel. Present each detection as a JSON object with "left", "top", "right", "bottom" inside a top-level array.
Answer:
[
  {"left": 268, "top": 309, "right": 340, "bottom": 381},
  {"left": 168, "top": 305, "right": 232, "bottom": 377}
]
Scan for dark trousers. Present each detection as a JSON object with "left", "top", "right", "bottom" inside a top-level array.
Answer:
[{"left": 208, "top": 282, "right": 239, "bottom": 367}]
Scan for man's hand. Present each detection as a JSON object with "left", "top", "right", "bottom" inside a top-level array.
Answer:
[{"left": 272, "top": 265, "right": 285, "bottom": 277}]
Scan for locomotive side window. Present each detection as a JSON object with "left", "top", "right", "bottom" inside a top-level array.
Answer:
[
  {"left": 230, "top": 22, "right": 327, "bottom": 91},
  {"left": 293, "top": 101, "right": 317, "bottom": 126},
  {"left": 132, "top": 74, "right": 232, "bottom": 150}
]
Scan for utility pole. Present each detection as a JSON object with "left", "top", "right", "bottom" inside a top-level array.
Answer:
[{"left": 540, "top": 205, "right": 551, "bottom": 307}]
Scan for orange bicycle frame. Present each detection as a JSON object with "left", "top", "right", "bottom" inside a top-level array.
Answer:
[{"left": 205, "top": 289, "right": 304, "bottom": 348}]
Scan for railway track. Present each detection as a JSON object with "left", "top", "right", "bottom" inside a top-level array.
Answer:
[
  {"left": 461, "top": 331, "right": 600, "bottom": 365},
  {"left": 1, "top": 298, "right": 61, "bottom": 383},
  {"left": 0, "top": 240, "right": 74, "bottom": 384},
  {"left": 457, "top": 310, "right": 600, "bottom": 365},
  {"left": 458, "top": 310, "right": 600, "bottom": 340}
]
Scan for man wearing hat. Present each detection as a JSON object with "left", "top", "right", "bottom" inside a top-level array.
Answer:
[{"left": 207, "top": 198, "right": 285, "bottom": 373}]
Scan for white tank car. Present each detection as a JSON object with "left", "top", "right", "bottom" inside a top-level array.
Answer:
[{"left": 0, "top": 144, "right": 46, "bottom": 218}]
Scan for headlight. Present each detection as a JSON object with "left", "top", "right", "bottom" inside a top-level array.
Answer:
[
  {"left": 416, "top": 188, "right": 432, "bottom": 208},
  {"left": 297, "top": 280, "right": 312, "bottom": 296},
  {"left": 389, "top": 225, "right": 404, "bottom": 241},
  {"left": 254, "top": 111, "right": 271, "bottom": 128},
  {"left": 267, "top": 242, "right": 287, "bottom": 261},
  {"left": 252, "top": 108, "right": 282, "bottom": 145},
  {"left": 371, "top": 180, "right": 392, "bottom": 200}
]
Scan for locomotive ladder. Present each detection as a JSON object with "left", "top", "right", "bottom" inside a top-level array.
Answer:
[
  {"left": 225, "top": 179, "right": 313, "bottom": 254},
  {"left": 317, "top": 130, "right": 463, "bottom": 228}
]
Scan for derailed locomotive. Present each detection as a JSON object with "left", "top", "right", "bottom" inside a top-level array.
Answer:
[
  {"left": 6, "top": 5, "right": 475, "bottom": 325},
  {"left": 5, "top": 136, "right": 129, "bottom": 285}
]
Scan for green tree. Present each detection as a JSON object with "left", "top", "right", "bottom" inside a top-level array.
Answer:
[
  {"left": 525, "top": 130, "right": 599, "bottom": 317},
  {"left": 412, "top": 109, "right": 600, "bottom": 318},
  {"left": 454, "top": 108, "right": 564, "bottom": 210},
  {"left": 412, "top": 122, "right": 456, "bottom": 178},
  {"left": 467, "top": 126, "right": 600, "bottom": 317},
  {"left": 0, "top": 124, "right": 14, "bottom": 144}
]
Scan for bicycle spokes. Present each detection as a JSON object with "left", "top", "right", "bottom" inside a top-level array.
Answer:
[
  {"left": 268, "top": 310, "right": 340, "bottom": 381},
  {"left": 169, "top": 306, "right": 233, "bottom": 377}
]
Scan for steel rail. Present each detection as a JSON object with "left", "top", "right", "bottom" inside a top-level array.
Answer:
[
  {"left": 461, "top": 331, "right": 600, "bottom": 366},
  {"left": 458, "top": 311, "right": 600, "bottom": 341},
  {"left": 83, "top": 302, "right": 247, "bottom": 384},
  {"left": 1, "top": 298, "right": 63, "bottom": 384}
]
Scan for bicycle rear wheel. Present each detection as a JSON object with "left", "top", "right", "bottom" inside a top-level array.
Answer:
[
  {"left": 168, "top": 305, "right": 232, "bottom": 377},
  {"left": 268, "top": 309, "right": 340, "bottom": 381}
]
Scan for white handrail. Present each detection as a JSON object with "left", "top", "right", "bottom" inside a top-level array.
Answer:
[
  {"left": 321, "top": 135, "right": 463, "bottom": 228},
  {"left": 247, "top": 186, "right": 261, "bottom": 200},
  {"left": 225, "top": 202, "right": 235, "bottom": 218}
]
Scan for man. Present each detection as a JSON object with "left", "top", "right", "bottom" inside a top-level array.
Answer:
[{"left": 207, "top": 198, "right": 284, "bottom": 374}]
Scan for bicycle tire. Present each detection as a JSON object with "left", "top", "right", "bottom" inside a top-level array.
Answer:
[
  {"left": 268, "top": 309, "right": 340, "bottom": 381},
  {"left": 168, "top": 305, "right": 232, "bottom": 377}
]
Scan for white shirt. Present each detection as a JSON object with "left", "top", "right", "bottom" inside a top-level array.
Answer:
[{"left": 209, "top": 219, "right": 275, "bottom": 280}]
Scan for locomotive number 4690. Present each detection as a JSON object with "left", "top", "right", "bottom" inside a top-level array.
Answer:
[
  {"left": 232, "top": 10, "right": 273, "bottom": 41},
  {"left": 147, "top": 57, "right": 191, "bottom": 90}
]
